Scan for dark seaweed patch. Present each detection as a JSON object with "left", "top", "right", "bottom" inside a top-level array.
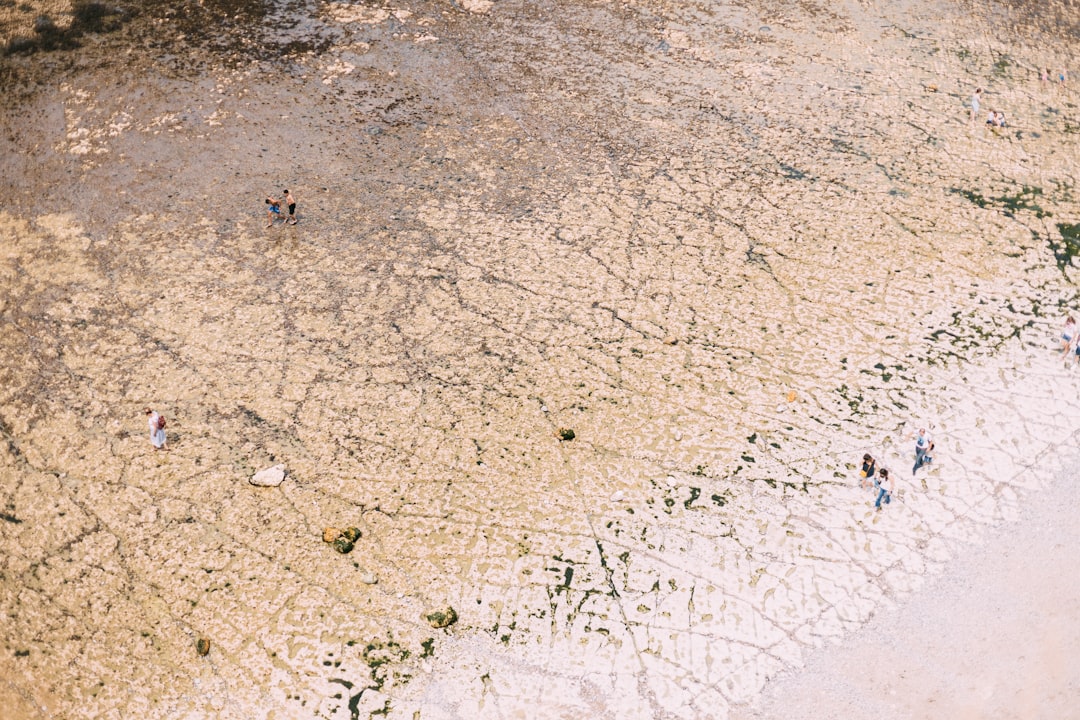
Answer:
[
  {"left": 3, "top": 2, "right": 129, "bottom": 55},
  {"left": 1050, "top": 223, "right": 1080, "bottom": 270},
  {"left": 951, "top": 185, "right": 1048, "bottom": 218},
  {"left": 996, "top": 186, "right": 1047, "bottom": 218},
  {"left": 779, "top": 163, "right": 808, "bottom": 180},
  {"left": 952, "top": 188, "right": 988, "bottom": 208}
]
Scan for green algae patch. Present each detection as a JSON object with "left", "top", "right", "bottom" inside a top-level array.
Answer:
[
  {"left": 1051, "top": 223, "right": 1080, "bottom": 270},
  {"left": 997, "top": 186, "right": 1047, "bottom": 218},
  {"left": 953, "top": 188, "right": 988, "bottom": 208},
  {"left": 425, "top": 607, "right": 458, "bottom": 629},
  {"left": 992, "top": 53, "right": 1013, "bottom": 77},
  {"left": 951, "top": 185, "right": 1048, "bottom": 218}
]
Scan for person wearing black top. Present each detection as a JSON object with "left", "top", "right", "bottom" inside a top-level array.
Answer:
[{"left": 860, "top": 453, "right": 877, "bottom": 490}]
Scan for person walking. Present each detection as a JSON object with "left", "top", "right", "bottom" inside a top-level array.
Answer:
[
  {"left": 144, "top": 407, "right": 168, "bottom": 450},
  {"left": 859, "top": 453, "right": 877, "bottom": 490},
  {"left": 874, "top": 467, "right": 893, "bottom": 511},
  {"left": 1060, "top": 316, "right": 1076, "bottom": 359},
  {"left": 912, "top": 427, "right": 934, "bottom": 475},
  {"left": 282, "top": 189, "right": 298, "bottom": 225},
  {"left": 970, "top": 87, "right": 982, "bottom": 123}
]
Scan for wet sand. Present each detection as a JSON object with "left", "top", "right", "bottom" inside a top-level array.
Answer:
[{"left": 2, "top": 0, "right": 1080, "bottom": 718}]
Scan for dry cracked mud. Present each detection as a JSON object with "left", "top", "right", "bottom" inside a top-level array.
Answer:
[{"left": 1, "top": 0, "right": 1080, "bottom": 718}]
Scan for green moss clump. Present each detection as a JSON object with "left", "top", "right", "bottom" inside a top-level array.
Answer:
[{"left": 425, "top": 607, "right": 458, "bottom": 629}]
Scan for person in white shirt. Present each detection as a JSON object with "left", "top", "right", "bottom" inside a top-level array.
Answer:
[
  {"left": 912, "top": 428, "right": 933, "bottom": 475},
  {"left": 144, "top": 407, "right": 167, "bottom": 450},
  {"left": 1060, "top": 316, "right": 1076, "bottom": 358}
]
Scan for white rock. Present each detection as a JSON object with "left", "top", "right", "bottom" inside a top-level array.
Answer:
[
  {"left": 249, "top": 464, "right": 286, "bottom": 487},
  {"left": 610, "top": 490, "right": 625, "bottom": 502},
  {"left": 460, "top": 0, "right": 494, "bottom": 13}
]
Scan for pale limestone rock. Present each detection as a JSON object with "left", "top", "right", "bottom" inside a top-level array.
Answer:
[
  {"left": 326, "top": 3, "right": 389, "bottom": 23},
  {"left": 460, "top": 0, "right": 494, "bottom": 13},
  {"left": 249, "top": 464, "right": 286, "bottom": 487}
]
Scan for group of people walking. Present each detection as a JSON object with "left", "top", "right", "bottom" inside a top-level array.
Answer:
[
  {"left": 860, "top": 315, "right": 1076, "bottom": 509},
  {"left": 969, "top": 65, "right": 1069, "bottom": 129},
  {"left": 860, "top": 428, "right": 934, "bottom": 512}
]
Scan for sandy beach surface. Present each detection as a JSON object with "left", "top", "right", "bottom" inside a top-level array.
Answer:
[
  {"left": 731, "top": 454, "right": 1080, "bottom": 720},
  {"left": 2, "top": 0, "right": 1080, "bottom": 718}
]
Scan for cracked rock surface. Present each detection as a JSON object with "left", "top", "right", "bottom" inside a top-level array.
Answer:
[{"left": 1, "top": 0, "right": 1079, "bottom": 717}]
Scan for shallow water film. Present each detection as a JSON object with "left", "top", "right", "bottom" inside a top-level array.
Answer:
[{"left": 1, "top": 0, "right": 1079, "bottom": 718}]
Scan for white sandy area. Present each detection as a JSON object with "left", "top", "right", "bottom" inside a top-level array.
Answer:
[{"left": 733, "top": 451, "right": 1080, "bottom": 720}]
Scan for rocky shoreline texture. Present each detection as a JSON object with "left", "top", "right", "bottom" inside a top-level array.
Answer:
[{"left": 1, "top": 0, "right": 1079, "bottom": 718}]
